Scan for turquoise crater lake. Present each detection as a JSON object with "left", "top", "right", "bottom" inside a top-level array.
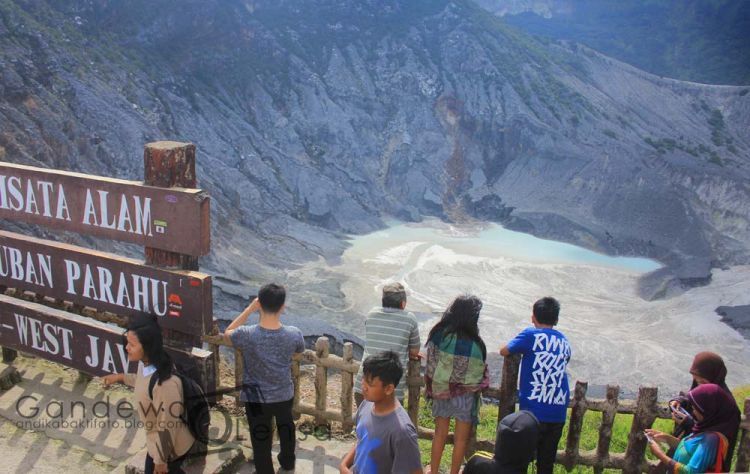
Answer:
[{"left": 332, "top": 219, "right": 750, "bottom": 394}]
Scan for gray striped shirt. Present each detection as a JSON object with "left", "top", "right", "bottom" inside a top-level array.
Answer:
[{"left": 354, "top": 307, "right": 420, "bottom": 400}]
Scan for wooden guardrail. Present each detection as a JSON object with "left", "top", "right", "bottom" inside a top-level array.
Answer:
[{"left": 204, "top": 334, "right": 750, "bottom": 473}]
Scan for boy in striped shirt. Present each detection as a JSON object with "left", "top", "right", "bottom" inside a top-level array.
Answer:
[{"left": 354, "top": 282, "right": 421, "bottom": 407}]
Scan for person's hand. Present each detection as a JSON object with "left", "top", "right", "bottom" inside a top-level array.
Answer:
[
  {"left": 410, "top": 353, "right": 424, "bottom": 361},
  {"left": 645, "top": 428, "right": 669, "bottom": 443},
  {"left": 647, "top": 437, "right": 661, "bottom": 455},
  {"left": 670, "top": 400, "right": 688, "bottom": 424},
  {"left": 154, "top": 463, "right": 168, "bottom": 474},
  {"left": 339, "top": 464, "right": 352, "bottom": 474},
  {"left": 101, "top": 374, "right": 121, "bottom": 387},
  {"left": 247, "top": 297, "right": 261, "bottom": 313}
]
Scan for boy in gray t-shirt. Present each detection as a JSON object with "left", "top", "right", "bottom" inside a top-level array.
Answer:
[
  {"left": 225, "top": 283, "right": 304, "bottom": 474},
  {"left": 340, "top": 351, "right": 422, "bottom": 474}
]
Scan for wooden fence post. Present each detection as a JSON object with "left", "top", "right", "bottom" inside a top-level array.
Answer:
[
  {"left": 498, "top": 354, "right": 521, "bottom": 421},
  {"left": 143, "top": 141, "right": 214, "bottom": 398},
  {"left": 341, "top": 342, "right": 354, "bottom": 432},
  {"left": 292, "top": 358, "right": 301, "bottom": 420},
  {"left": 563, "top": 381, "right": 589, "bottom": 470},
  {"left": 143, "top": 141, "right": 200, "bottom": 270},
  {"left": 234, "top": 349, "right": 244, "bottom": 407},
  {"left": 315, "top": 337, "right": 330, "bottom": 426},
  {"left": 207, "top": 319, "right": 222, "bottom": 404},
  {"left": 735, "top": 398, "right": 750, "bottom": 472},
  {"left": 0, "top": 285, "right": 17, "bottom": 363},
  {"left": 594, "top": 385, "right": 620, "bottom": 474},
  {"left": 407, "top": 358, "right": 422, "bottom": 427},
  {"left": 623, "top": 386, "right": 658, "bottom": 474}
]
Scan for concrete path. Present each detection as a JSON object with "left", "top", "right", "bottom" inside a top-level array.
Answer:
[{"left": 0, "top": 355, "right": 355, "bottom": 473}]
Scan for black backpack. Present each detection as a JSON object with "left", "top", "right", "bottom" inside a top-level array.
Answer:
[{"left": 148, "top": 370, "right": 210, "bottom": 447}]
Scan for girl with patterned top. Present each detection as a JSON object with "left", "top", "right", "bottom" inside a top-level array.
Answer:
[{"left": 424, "top": 295, "right": 489, "bottom": 474}]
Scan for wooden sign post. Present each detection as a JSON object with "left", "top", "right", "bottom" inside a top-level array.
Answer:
[
  {"left": 0, "top": 295, "right": 213, "bottom": 380},
  {"left": 0, "top": 140, "right": 216, "bottom": 395},
  {"left": 0, "top": 162, "right": 210, "bottom": 256},
  {"left": 0, "top": 230, "right": 212, "bottom": 335}
]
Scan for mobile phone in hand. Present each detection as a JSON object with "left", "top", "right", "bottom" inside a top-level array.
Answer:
[{"left": 670, "top": 405, "right": 690, "bottom": 417}]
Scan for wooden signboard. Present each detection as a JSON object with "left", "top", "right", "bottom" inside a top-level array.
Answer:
[
  {"left": 0, "top": 162, "right": 210, "bottom": 256},
  {"left": 0, "top": 295, "right": 214, "bottom": 393},
  {"left": 0, "top": 230, "right": 212, "bottom": 335}
]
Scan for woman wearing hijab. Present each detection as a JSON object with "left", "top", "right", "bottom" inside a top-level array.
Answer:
[
  {"left": 646, "top": 384, "right": 741, "bottom": 473},
  {"left": 669, "top": 352, "right": 740, "bottom": 469}
]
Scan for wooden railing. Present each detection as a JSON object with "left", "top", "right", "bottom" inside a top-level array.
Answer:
[{"left": 204, "top": 334, "right": 750, "bottom": 474}]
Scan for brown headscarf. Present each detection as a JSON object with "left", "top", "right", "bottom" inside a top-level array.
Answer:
[{"left": 689, "top": 352, "right": 729, "bottom": 392}]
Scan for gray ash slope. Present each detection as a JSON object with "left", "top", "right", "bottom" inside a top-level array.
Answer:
[{"left": 1, "top": 0, "right": 750, "bottom": 324}]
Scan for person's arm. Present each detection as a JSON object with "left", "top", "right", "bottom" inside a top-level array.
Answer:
[
  {"left": 648, "top": 437, "right": 673, "bottom": 466},
  {"left": 646, "top": 429, "right": 680, "bottom": 449},
  {"left": 408, "top": 319, "right": 421, "bottom": 360},
  {"left": 224, "top": 298, "right": 260, "bottom": 345},
  {"left": 102, "top": 373, "right": 125, "bottom": 386},
  {"left": 339, "top": 444, "right": 356, "bottom": 473},
  {"left": 295, "top": 329, "right": 305, "bottom": 354},
  {"left": 501, "top": 329, "right": 531, "bottom": 357},
  {"left": 102, "top": 371, "right": 136, "bottom": 387}
]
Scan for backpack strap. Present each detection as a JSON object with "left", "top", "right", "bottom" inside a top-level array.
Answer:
[{"left": 148, "top": 372, "right": 159, "bottom": 400}]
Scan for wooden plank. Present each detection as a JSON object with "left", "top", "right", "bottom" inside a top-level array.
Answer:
[
  {"left": 498, "top": 353, "right": 521, "bottom": 421},
  {"left": 564, "top": 381, "right": 588, "bottom": 470},
  {"left": 340, "top": 342, "right": 354, "bottom": 432},
  {"left": 314, "top": 337, "right": 329, "bottom": 426},
  {"left": 0, "top": 230, "right": 212, "bottom": 335},
  {"left": 0, "top": 161, "right": 210, "bottom": 256},
  {"left": 593, "top": 385, "right": 620, "bottom": 474},
  {"left": 0, "top": 294, "right": 213, "bottom": 386},
  {"left": 292, "top": 358, "right": 302, "bottom": 420},
  {"left": 234, "top": 349, "right": 244, "bottom": 407},
  {"left": 623, "top": 386, "right": 658, "bottom": 474}
]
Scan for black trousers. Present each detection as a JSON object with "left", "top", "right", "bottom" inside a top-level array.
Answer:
[
  {"left": 245, "top": 398, "right": 296, "bottom": 474},
  {"left": 536, "top": 421, "right": 564, "bottom": 474},
  {"left": 144, "top": 451, "right": 187, "bottom": 474}
]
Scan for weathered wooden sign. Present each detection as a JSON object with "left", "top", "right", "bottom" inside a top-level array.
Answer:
[
  {"left": 0, "top": 230, "right": 212, "bottom": 335},
  {"left": 0, "top": 295, "right": 214, "bottom": 390},
  {"left": 0, "top": 162, "right": 210, "bottom": 256}
]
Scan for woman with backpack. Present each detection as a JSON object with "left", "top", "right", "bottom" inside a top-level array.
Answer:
[
  {"left": 424, "top": 295, "right": 490, "bottom": 474},
  {"left": 103, "top": 314, "right": 195, "bottom": 474}
]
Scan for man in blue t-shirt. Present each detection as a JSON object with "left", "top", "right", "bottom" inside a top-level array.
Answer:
[
  {"left": 500, "top": 296, "right": 571, "bottom": 474},
  {"left": 224, "top": 283, "right": 305, "bottom": 474}
]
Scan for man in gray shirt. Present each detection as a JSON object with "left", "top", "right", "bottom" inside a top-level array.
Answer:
[
  {"left": 225, "top": 283, "right": 304, "bottom": 474},
  {"left": 340, "top": 351, "right": 423, "bottom": 474},
  {"left": 354, "top": 282, "right": 421, "bottom": 407}
]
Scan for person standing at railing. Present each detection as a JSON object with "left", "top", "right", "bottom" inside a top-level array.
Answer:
[
  {"left": 354, "top": 282, "right": 421, "bottom": 408},
  {"left": 499, "top": 297, "right": 571, "bottom": 474},
  {"left": 646, "top": 383, "right": 741, "bottom": 473},
  {"left": 223, "top": 283, "right": 305, "bottom": 474},
  {"left": 424, "top": 295, "right": 490, "bottom": 474}
]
